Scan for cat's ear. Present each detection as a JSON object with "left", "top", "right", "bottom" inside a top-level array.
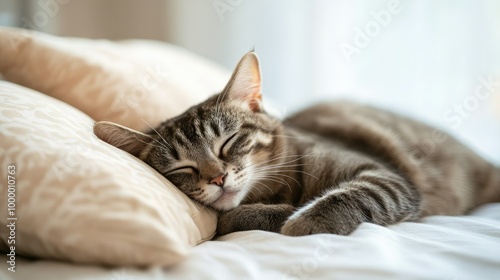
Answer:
[
  {"left": 222, "top": 51, "right": 263, "bottom": 112},
  {"left": 93, "top": 121, "right": 154, "bottom": 158}
]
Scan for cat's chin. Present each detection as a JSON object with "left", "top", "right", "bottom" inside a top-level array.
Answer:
[{"left": 211, "top": 190, "right": 243, "bottom": 211}]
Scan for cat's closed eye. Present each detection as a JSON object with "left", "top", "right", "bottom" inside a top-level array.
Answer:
[
  {"left": 220, "top": 133, "right": 238, "bottom": 158},
  {"left": 166, "top": 166, "right": 198, "bottom": 175}
]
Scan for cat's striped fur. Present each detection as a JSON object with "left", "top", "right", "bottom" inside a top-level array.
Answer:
[{"left": 94, "top": 52, "right": 500, "bottom": 236}]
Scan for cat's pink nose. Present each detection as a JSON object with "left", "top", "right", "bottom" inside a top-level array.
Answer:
[{"left": 210, "top": 173, "right": 226, "bottom": 187}]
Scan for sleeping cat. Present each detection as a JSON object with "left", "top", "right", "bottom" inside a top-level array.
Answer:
[{"left": 94, "top": 52, "right": 500, "bottom": 236}]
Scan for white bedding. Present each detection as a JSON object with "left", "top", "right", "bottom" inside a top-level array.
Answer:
[{"left": 2, "top": 203, "right": 500, "bottom": 280}]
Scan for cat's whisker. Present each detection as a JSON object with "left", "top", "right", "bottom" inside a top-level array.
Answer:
[
  {"left": 142, "top": 131, "right": 170, "bottom": 151},
  {"left": 251, "top": 173, "right": 294, "bottom": 193},
  {"left": 132, "top": 134, "right": 166, "bottom": 151},
  {"left": 251, "top": 161, "right": 309, "bottom": 169},
  {"left": 252, "top": 180, "right": 278, "bottom": 195},
  {"left": 251, "top": 170, "right": 294, "bottom": 184},
  {"left": 250, "top": 158, "right": 312, "bottom": 172},
  {"left": 245, "top": 186, "right": 260, "bottom": 197},
  {"left": 250, "top": 152, "right": 319, "bottom": 169},
  {"left": 248, "top": 180, "right": 264, "bottom": 195},
  {"left": 259, "top": 169, "right": 319, "bottom": 180},
  {"left": 241, "top": 152, "right": 296, "bottom": 170},
  {"left": 141, "top": 119, "right": 172, "bottom": 149},
  {"left": 267, "top": 173, "right": 302, "bottom": 190},
  {"left": 245, "top": 152, "right": 300, "bottom": 169},
  {"left": 241, "top": 159, "right": 256, "bottom": 170},
  {"left": 251, "top": 163, "right": 311, "bottom": 172}
]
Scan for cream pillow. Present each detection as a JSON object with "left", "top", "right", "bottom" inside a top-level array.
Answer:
[
  {"left": 0, "top": 81, "right": 217, "bottom": 266},
  {"left": 0, "top": 27, "right": 229, "bottom": 131}
]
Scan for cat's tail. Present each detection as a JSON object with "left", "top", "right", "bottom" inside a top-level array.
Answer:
[
  {"left": 495, "top": 166, "right": 500, "bottom": 202},
  {"left": 482, "top": 165, "right": 500, "bottom": 204}
]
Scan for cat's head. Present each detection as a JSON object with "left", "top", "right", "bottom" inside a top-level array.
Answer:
[{"left": 94, "top": 52, "right": 284, "bottom": 211}]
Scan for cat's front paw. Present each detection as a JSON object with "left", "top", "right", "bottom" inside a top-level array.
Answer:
[
  {"left": 281, "top": 207, "right": 360, "bottom": 236},
  {"left": 216, "top": 204, "right": 263, "bottom": 235},
  {"left": 217, "top": 208, "right": 241, "bottom": 236},
  {"left": 281, "top": 212, "right": 331, "bottom": 236},
  {"left": 217, "top": 203, "right": 295, "bottom": 235}
]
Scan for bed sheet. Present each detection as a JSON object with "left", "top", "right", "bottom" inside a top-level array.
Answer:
[{"left": 2, "top": 203, "right": 500, "bottom": 280}]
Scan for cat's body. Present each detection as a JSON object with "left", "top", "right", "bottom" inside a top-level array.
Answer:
[{"left": 94, "top": 52, "right": 500, "bottom": 236}]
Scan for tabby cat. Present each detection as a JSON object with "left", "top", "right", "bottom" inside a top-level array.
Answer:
[{"left": 94, "top": 52, "right": 500, "bottom": 236}]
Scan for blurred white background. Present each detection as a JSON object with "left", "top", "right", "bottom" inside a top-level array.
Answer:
[{"left": 1, "top": 0, "right": 499, "bottom": 163}]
